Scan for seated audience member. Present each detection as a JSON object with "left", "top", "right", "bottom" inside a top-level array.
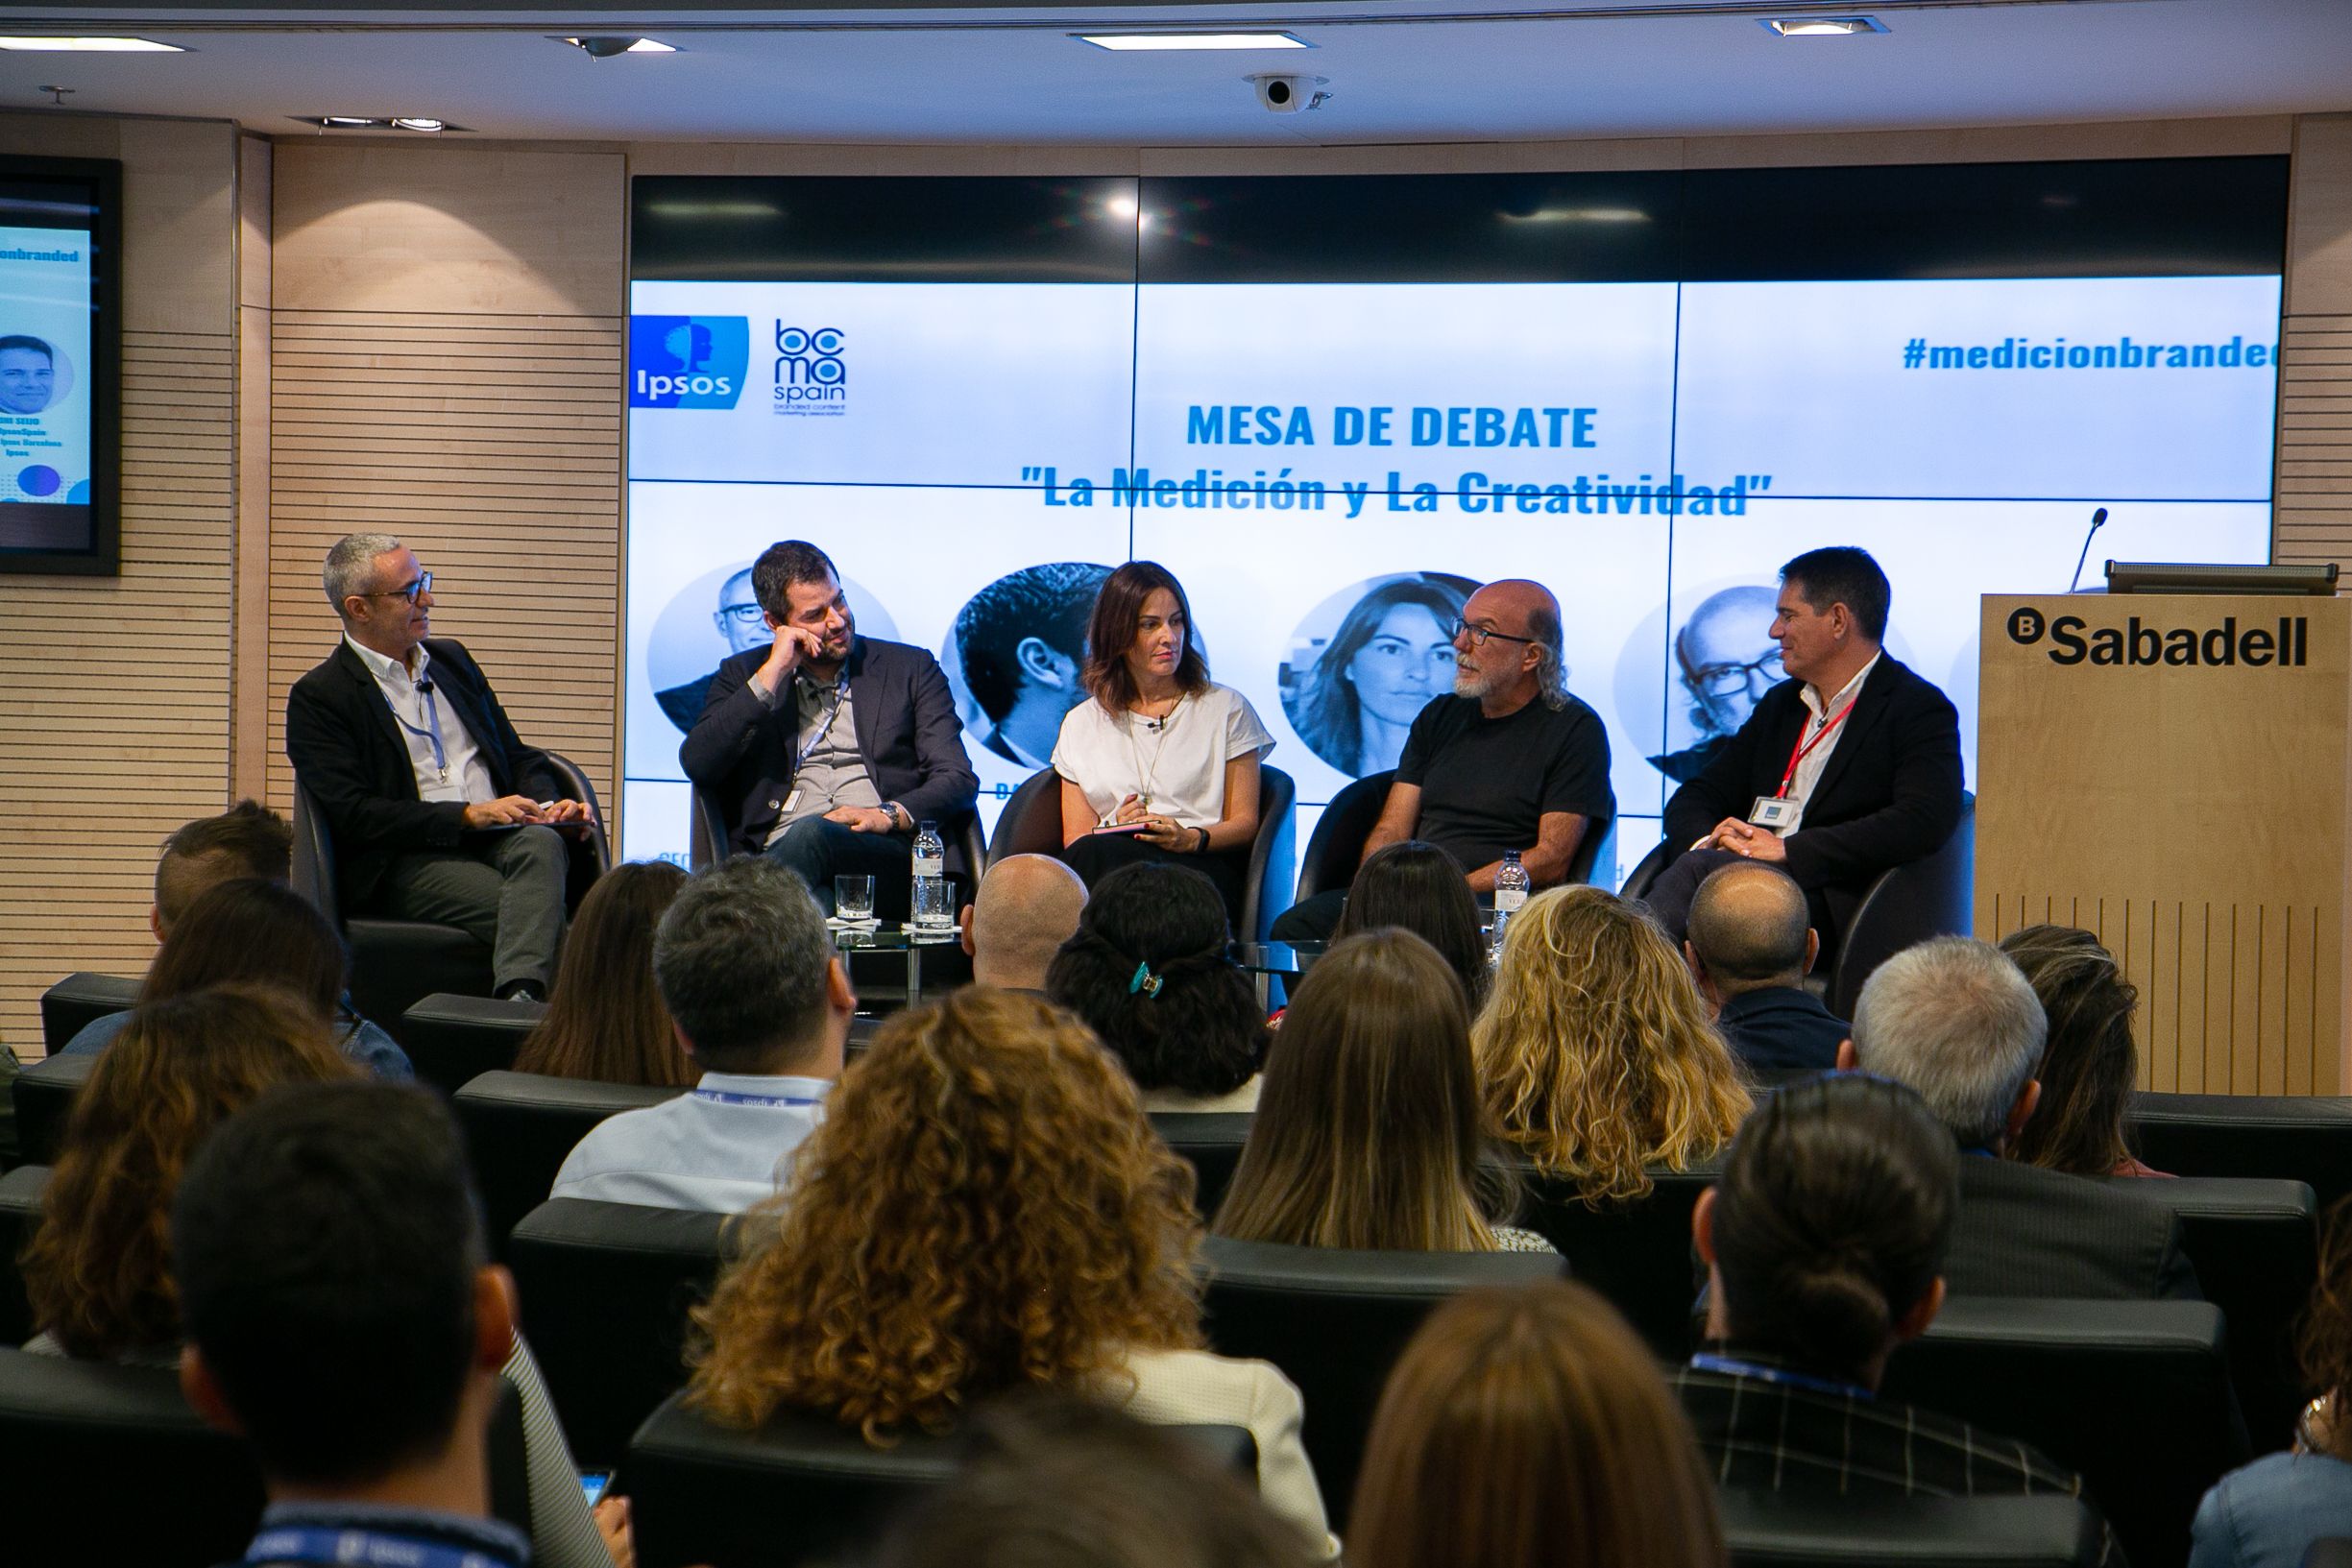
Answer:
[
  {"left": 1054, "top": 561, "right": 1274, "bottom": 918},
  {"left": 1215, "top": 930, "right": 1549, "bottom": 1253},
  {"left": 1676, "top": 1073, "right": 2120, "bottom": 1568},
  {"left": 1682, "top": 860, "right": 1846, "bottom": 1073},
  {"left": 1047, "top": 861, "right": 1267, "bottom": 1113},
  {"left": 2191, "top": 1201, "right": 2352, "bottom": 1568},
  {"left": 688, "top": 987, "right": 1334, "bottom": 1556},
  {"left": 62, "top": 877, "right": 412, "bottom": 1080},
  {"left": 22, "top": 988, "right": 619, "bottom": 1567},
  {"left": 1273, "top": 577, "right": 1613, "bottom": 942},
  {"left": 1646, "top": 546, "right": 1964, "bottom": 961},
  {"left": 1474, "top": 886, "right": 1751, "bottom": 1205},
  {"left": 958, "top": 852, "right": 1089, "bottom": 995},
  {"left": 174, "top": 1081, "right": 562, "bottom": 1568},
  {"left": 1841, "top": 936, "right": 2197, "bottom": 1299},
  {"left": 1350, "top": 1280, "right": 1726, "bottom": 1568},
  {"left": 514, "top": 858, "right": 693, "bottom": 1087},
  {"left": 553, "top": 856, "right": 853, "bottom": 1212},
  {"left": 1999, "top": 924, "right": 2170, "bottom": 1178},
  {"left": 1330, "top": 839, "right": 1491, "bottom": 1009},
  {"left": 877, "top": 1394, "right": 1317, "bottom": 1568}
]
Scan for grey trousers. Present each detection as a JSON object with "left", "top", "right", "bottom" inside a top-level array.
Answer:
[{"left": 376, "top": 825, "right": 568, "bottom": 991}]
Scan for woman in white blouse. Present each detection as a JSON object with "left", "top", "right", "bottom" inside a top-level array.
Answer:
[{"left": 1053, "top": 561, "right": 1273, "bottom": 917}]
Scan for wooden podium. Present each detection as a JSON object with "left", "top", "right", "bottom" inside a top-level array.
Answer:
[{"left": 1977, "top": 592, "right": 2352, "bottom": 1096}]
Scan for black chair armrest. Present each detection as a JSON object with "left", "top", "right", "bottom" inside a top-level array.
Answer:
[
  {"left": 13, "top": 1053, "right": 98, "bottom": 1167},
  {"left": 38, "top": 973, "right": 141, "bottom": 1056}
]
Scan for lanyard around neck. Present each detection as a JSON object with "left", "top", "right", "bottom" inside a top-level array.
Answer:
[
  {"left": 1689, "top": 1352, "right": 1874, "bottom": 1403},
  {"left": 1775, "top": 691, "right": 1858, "bottom": 800},
  {"left": 244, "top": 1525, "right": 514, "bottom": 1568},
  {"left": 390, "top": 676, "right": 449, "bottom": 781}
]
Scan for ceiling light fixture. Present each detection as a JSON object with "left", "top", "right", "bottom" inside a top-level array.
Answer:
[
  {"left": 1760, "top": 16, "right": 1888, "bottom": 36},
  {"left": 0, "top": 36, "right": 183, "bottom": 52},
  {"left": 1077, "top": 32, "right": 1309, "bottom": 52},
  {"left": 390, "top": 117, "right": 446, "bottom": 133},
  {"left": 294, "top": 115, "right": 473, "bottom": 133},
  {"left": 559, "top": 36, "right": 679, "bottom": 59}
]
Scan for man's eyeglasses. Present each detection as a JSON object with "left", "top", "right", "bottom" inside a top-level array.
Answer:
[
  {"left": 1451, "top": 618, "right": 1537, "bottom": 648},
  {"left": 718, "top": 603, "right": 766, "bottom": 626},
  {"left": 368, "top": 572, "right": 431, "bottom": 605},
  {"left": 1692, "top": 649, "right": 1784, "bottom": 697}
]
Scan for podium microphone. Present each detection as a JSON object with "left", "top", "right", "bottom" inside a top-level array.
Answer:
[{"left": 2068, "top": 507, "right": 2109, "bottom": 593}]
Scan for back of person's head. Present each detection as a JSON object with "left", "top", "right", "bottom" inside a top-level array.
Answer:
[
  {"left": 155, "top": 801, "right": 292, "bottom": 937},
  {"left": 24, "top": 984, "right": 356, "bottom": 1359},
  {"left": 965, "top": 853, "right": 1088, "bottom": 990},
  {"left": 1851, "top": 936, "right": 2047, "bottom": 1148},
  {"left": 1335, "top": 840, "right": 1490, "bottom": 1009},
  {"left": 1999, "top": 924, "right": 2144, "bottom": 1177},
  {"left": 654, "top": 856, "right": 837, "bottom": 1072},
  {"left": 1707, "top": 1073, "right": 1958, "bottom": 1384},
  {"left": 1685, "top": 861, "right": 1811, "bottom": 993},
  {"left": 876, "top": 1393, "right": 1318, "bottom": 1568},
  {"left": 517, "top": 858, "right": 693, "bottom": 1087},
  {"left": 139, "top": 878, "right": 347, "bottom": 1020},
  {"left": 174, "top": 1081, "right": 498, "bottom": 1488},
  {"left": 1350, "top": 1280, "right": 1726, "bottom": 1568},
  {"left": 1217, "top": 929, "right": 1499, "bottom": 1251},
  {"left": 1046, "top": 860, "right": 1264, "bottom": 1098},
  {"left": 1474, "top": 885, "right": 1752, "bottom": 1204},
  {"left": 689, "top": 988, "right": 1203, "bottom": 1439},
  {"left": 1780, "top": 544, "right": 1891, "bottom": 644}
]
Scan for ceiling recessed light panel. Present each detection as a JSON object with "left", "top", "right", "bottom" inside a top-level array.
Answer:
[
  {"left": 558, "top": 36, "right": 680, "bottom": 58},
  {"left": 1760, "top": 16, "right": 1888, "bottom": 36},
  {"left": 1077, "top": 32, "right": 1309, "bottom": 52},
  {"left": 0, "top": 36, "right": 183, "bottom": 52},
  {"left": 294, "top": 116, "right": 473, "bottom": 133}
]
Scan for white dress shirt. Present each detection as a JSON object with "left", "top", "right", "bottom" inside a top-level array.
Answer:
[
  {"left": 550, "top": 1072, "right": 832, "bottom": 1214},
  {"left": 1778, "top": 651, "right": 1881, "bottom": 836},
  {"left": 344, "top": 634, "right": 496, "bottom": 806}
]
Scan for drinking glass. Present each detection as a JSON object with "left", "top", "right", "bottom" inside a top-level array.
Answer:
[{"left": 835, "top": 874, "right": 876, "bottom": 923}]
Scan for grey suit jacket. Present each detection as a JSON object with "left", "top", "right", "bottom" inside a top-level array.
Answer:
[{"left": 1944, "top": 1155, "right": 2202, "bottom": 1301}]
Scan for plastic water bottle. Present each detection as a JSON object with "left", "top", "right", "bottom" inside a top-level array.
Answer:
[
  {"left": 1491, "top": 849, "right": 1530, "bottom": 962},
  {"left": 911, "top": 819, "right": 952, "bottom": 932}
]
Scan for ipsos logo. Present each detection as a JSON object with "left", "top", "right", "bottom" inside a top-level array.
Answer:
[
  {"left": 774, "top": 325, "right": 847, "bottom": 406},
  {"left": 629, "top": 316, "right": 750, "bottom": 409}
]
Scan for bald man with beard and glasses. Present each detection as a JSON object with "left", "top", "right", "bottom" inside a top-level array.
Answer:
[
  {"left": 1272, "top": 578, "right": 1613, "bottom": 943},
  {"left": 958, "top": 854, "right": 1089, "bottom": 996}
]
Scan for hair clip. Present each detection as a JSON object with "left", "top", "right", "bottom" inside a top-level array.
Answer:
[{"left": 1129, "top": 960, "right": 1163, "bottom": 999}]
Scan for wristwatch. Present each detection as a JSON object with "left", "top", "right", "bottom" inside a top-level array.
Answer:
[{"left": 884, "top": 801, "right": 911, "bottom": 831}]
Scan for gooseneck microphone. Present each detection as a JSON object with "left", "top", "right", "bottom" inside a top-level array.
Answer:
[{"left": 2068, "top": 506, "right": 2109, "bottom": 593}]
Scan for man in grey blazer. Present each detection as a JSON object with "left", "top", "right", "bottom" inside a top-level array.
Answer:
[
  {"left": 681, "top": 539, "right": 979, "bottom": 922},
  {"left": 1840, "top": 936, "right": 2200, "bottom": 1301}
]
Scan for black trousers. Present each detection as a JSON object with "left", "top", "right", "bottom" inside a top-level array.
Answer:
[{"left": 1059, "top": 832, "right": 1249, "bottom": 928}]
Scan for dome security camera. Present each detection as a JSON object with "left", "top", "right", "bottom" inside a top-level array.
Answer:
[{"left": 1249, "top": 73, "right": 1331, "bottom": 113}]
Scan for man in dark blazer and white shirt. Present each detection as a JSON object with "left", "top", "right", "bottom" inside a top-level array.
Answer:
[
  {"left": 285, "top": 533, "right": 593, "bottom": 1001},
  {"left": 1651, "top": 545, "right": 1964, "bottom": 961},
  {"left": 682, "top": 539, "right": 979, "bottom": 921}
]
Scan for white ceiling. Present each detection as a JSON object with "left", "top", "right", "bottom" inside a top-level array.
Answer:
[{"left": 0, "top": 0, "right": 2347, "bottom": 146}]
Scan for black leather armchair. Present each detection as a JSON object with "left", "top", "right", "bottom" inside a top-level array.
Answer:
[
  {"left": 1195, "top": 1233, "right": 1566, "bottom": 1533},
  {"left": 0, "top": 1164, "right": 47, "bottom": 1346},
  {"left": 398, "top": 992, "right": 547, "bottom": 1095},
  {"left": 2127, "top": 1091, "right": 2352, "bottom": 1214},
  {"left": 38, "top": 971, "right": 140, "bottom": 1055},
  {"left": 450, "top": 1070, "right": 686, "bottom": 1258},
  {"left": 506, "top": 1197, "right": 733, "bottom": 1469},
  {"left": 1509, "top": 1159, "right": 1719, "bottom": 1358},
  {"left": 1148, "top": 1111, "right": 1253, "bottom": 1218},
  {"left": 1720, "top": 1490, "right": 2105, "bottom": 1568},
  {"left": 12, "top": 1051, "right": 95, "bottom": 1167}
]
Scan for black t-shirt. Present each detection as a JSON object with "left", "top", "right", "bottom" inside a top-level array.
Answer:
[{"left": 1395, "top": 692, "right": 1614, "bottom": 874}]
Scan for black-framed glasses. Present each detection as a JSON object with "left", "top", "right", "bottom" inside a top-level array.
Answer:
[
  {"left": 718, "top": 603, "right": 766, "bottom": 626},
  {"left": 1451, "top": 617, "right": 1537, "bottom": 648},
  {"left": 1693, "top": 649, "right": 1784, "bottom": 697},
  {"left": 369, "top": 571, "right": 431, "bottom": 605}
]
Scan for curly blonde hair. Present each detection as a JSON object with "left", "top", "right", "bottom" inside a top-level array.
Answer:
[
  {"left": 1473, "top": 886, "right": 1752, "bottom": 1206},
  {"left": 688, "top": 987, "right": 1206, "bottom": 1440}
]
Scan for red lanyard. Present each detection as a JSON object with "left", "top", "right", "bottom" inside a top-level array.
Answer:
[{"left": 1776, "top": 697, "right": 1857, "bottom": 800}]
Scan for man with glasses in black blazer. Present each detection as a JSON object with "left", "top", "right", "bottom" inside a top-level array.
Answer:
[{"left": 285, "top": 532, "right": 593, "bottom": 1002}]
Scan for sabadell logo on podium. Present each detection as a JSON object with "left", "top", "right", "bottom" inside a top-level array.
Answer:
[{"left": 2005, "top": 607, "right": 2309, "bottom": 668}]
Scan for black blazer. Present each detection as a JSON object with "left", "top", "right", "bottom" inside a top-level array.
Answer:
[
  {"left": 1945, "top": 1156, "right": 2202, "bottom": 1302},
  {"left": 1716, "top": 985, "right": 1849, "bottom": 1074},
  {"left": 285, "top": 639, "right": 561, "bottom": 909},
  {"left": 680, "top": 637, "right": 981, "bottom": 867},
  {"left": 1663, "top": 654, "right": 1963, "bottom": 945}
]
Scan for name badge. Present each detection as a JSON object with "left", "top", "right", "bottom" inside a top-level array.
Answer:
[
  {"left": 1749, "top": 796, "right": 1799, "bottom": 830},
  {"left": 782, "top": 787, "right": 802, "bottom": 815}
]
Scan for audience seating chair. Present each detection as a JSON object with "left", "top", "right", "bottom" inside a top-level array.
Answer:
[
  {"left": 398, "top": 992, "right": 548, "bottom": 1095},
  {"left": 1194, "top": 1233, "right": 1565, "bottom": 1534},
  {"left": 1719, "top": 1491, "right": 2106, "bottom": 1568},
  {"left": 507, "top": 1197, "right": 733, "bottom": 1470},
  {"left": 627, "top": 1391, "right": 1253, "bottom": 1568},
  {"left": 1148, "top": 1111, "right": 1253, "bottom": 1218},
  {"left": 0, "top": 1164, "right": 48, "bottom": 1346},
  {"left": 1292, "top": 769, "right": 1617, "bottom": 906},
  {"left": 2127, "top": 1092, "right": 2352, "bottom": 1215},
  {"left": 293, "top": 752, "right": 610, "bottom": 1033},
  {"left": 696, "top": 785, "right": 988, "bottom": 880},
  {"left": 1880, "top": 1296, "right": 2247, "bottom": 1568},
  {"left": 2306, "top": 1542, "right": 2352, "bottom": 1568},
  {"left": 1509, "top": 1159, "right": 1718, "bottom": 1358},
  {"left": 37, "top": 971, "right": 140, "bottom": 1055},
  {"left": 12, "top": 1051, "right": 95, "bottom": 1167},
  {"left": 451, "top": 1071, "right": 687, "bottom": 1258}
]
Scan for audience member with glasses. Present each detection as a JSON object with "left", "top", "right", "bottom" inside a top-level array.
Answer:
[
  {"left": 286, "top": 532, "right": 596, "bottom": 1003},
  {"left": 1272, "top": 578, "right": 1613, "bottom": 942}
]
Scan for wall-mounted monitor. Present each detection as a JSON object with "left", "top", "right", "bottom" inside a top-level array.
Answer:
[{"left": 0, "top": 156, "right": 119, "bottom": 576}]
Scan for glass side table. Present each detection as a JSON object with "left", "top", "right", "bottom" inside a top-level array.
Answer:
[{"left": 831, "top": 921, "right": 962, "bottom": 1006}]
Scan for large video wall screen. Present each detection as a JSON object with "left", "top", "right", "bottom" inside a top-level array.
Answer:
[{"left": 622, "top": 160, "right": 2288, "bottom": 874}]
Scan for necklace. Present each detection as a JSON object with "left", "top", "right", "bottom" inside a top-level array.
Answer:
[{"left": 1125, "top": 690, "right": 1183, "bottom": 810}]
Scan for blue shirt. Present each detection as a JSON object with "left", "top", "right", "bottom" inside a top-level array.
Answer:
[
  {"left": 62, "top": 1002, "right": 414, "bottom": 1082},
  {"left": 2192, "top": 1450, "right": 2352, "bottom": 1568},
  {"left": 236, "top": 1500, "right": 529, "bottom": 1567},
  {"left": 552, "top": 1071, "right": 831, "bottom": 1213}
]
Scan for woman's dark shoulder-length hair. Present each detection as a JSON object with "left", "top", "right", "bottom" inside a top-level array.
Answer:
[
  {"left": 1336, "top": 839, "right": 1490, "bottom": 1009},
  {"left": 1293, "top": 576, "right": 1470, "bottom": 773},
  {"left": 1084, "top": 561, "right": 1209, "bottom": 713}
]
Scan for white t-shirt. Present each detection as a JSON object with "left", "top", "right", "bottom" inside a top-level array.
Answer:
[{"left": 1052, "top": 683, "right": 1274, "bottom": 830}]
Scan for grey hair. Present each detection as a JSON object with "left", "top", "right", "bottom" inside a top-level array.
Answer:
[
  {"left": 653, "top": 856, "right": 835, "bottom": 1070},
  {"left": 323, "top": 533, "right": 403, "bottom": 612},
  {"left": 1851, "top": 936, "right": 2048, "bottom": 1149},
  {"left": 1528, "top": 598, "right": 1570, "bottom": 711}
]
